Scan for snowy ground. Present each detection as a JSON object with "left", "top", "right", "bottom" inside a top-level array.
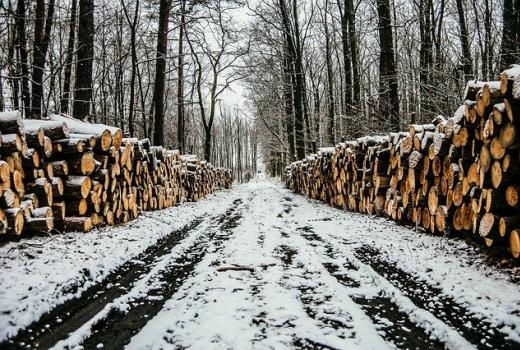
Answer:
[{"left": 0, "top": 180, "right": 519, "bottom": 349}]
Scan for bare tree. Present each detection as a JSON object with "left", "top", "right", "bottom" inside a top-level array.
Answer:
[
  {"left": 31, "top": 0, "right": 55, "bottom": 118},
  {"left": 73, "top": 0, "right": 95, "bottom": 119}
]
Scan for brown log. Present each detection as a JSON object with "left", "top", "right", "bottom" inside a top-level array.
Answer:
[
  {"left": 1, "top": 133, "right": 23, "bottom": 154},
  {"left": 64, "top": 176, "right": 91, "bottom": 198},
  {"left": 0, "top": 111, "right": 24, "bottom": 134},
  {"left": 510, "top": 229, "right": 520, "bottom": 259},
  {"left": 5, "top": 208, "right": 24, "bottom": 235},
  {"left": 500, "top": 64, "right": 520, "bottom": 99},
  {"left": 63, "top": 216, "right": 93, "bottom": 232}
]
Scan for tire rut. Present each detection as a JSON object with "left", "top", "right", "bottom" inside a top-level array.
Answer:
[
  {"left": 79, "top": 199, "right": 244, "bottom": 349},
  {"left": 274, "top": 238, "right": 355, "bottom": 349},
  {"left": 299, "top": 227, "right": 445, "bottom": 350},
  {"left": 355, "top": 245, "right": 520, "bottom": 350},
  {"left": 0, "top": 218, "right": 205, "bottom": 350},
  {"left": 1, "top": 199, "right": 243, "bottom": 350}
]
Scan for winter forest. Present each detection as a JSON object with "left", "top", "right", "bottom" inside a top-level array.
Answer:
[{"left": 0, "top": 0, "right": 519, "bottom": 178}]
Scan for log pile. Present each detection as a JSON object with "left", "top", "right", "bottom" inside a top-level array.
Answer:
[
  {"left": 0, "top": 112, "right": 233, "bottom": 236},
  {"left": 284, "top": 65, "right": 520, "bottom": 259}
]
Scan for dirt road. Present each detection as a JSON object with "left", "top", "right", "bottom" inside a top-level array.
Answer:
[{"left": 1, "top": 181, "right": 519, "bottom": 349}]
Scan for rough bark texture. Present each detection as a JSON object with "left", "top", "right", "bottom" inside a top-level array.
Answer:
[
  {"left": 15, "top": 0, "right": 31, "bottom": 118},
  {"left": 73, "top": 0, "right": 95, "bottom": 119},
  {"left": 177, "top": 1, "right": 186, "bottom": 154},
  {"left": 61, "top": 0, "right": 77, "bottom": 114},
  {"left": 500, "top": 0, "right": 520, "bottom": 70},
  {"left": 152, "top": 0, "right": 171, "bottom": 146},
  {"left": 456, "top": 0, "right": 473, "bottom": 78},
  {"left": 31, "top": 0, "right": 56, "bottom": 119},
  {"left": 377, "top": 0, "right": 400, "bottom": 131}
]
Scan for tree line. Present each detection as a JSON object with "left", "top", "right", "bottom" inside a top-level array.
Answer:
[
  {"left": 0, "top": 0, "right": 257, "bottom": 181},
  {"left": 243, "top": 0, "right": 520, "bottom": 171},
  {"left": 1, "top": 0, "right": 519, "bottom": 175}
]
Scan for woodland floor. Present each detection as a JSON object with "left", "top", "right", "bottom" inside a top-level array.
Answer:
[{"left": 0, "top": 180, "right": 519, "bottom": 350}]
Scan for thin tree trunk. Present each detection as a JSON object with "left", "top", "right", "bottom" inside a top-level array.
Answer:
[
  {"left": 177, "top": 0, "right": 186, "bottom": 153},
  {"left": 338, "top": 0, "right": 352, "bottom": 111},
  {"left": 7, "top": 1, "right": 19, "bottom": 111},
  {"left": 16, "top": 0, "right": 30, "bottom": 117},
  {"left": 283, "top": 47, "right": 295, "bottom": 161},
  {"left": 345, "top": 0, "right": 360, "bottom": 105},
  {"left": 121, "top": 0, "right": 139, "bottom": 136},
  {"left": 500, "top": 0, "right": 518, "bottom": 70},
  {"left": 324, "top": 1, "right": 336, "bottom": 145},
  {"left": 31, "top": 0, "right": 56, "bottom": 119},
  {"left": 61, "top": 0, "right": 77, "bottom": 114}
]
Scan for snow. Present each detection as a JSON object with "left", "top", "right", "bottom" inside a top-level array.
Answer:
[
  {"left": 0, "top": 188, "right": 241, "bottom": 341},
  {"left": 1, "top": 180, "right": 519, "bottom": 349}
]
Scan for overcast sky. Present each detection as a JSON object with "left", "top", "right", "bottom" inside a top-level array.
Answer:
[{"left": 218, "top": 3, "right": 254, "bottom": 118}]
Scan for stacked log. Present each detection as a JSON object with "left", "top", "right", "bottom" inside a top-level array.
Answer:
[
  {"left": 284, "top": 66, "right": 520, "bottom": 259},
  {"left": 0, "top": 112, "right": 233, "bottom": 236}
]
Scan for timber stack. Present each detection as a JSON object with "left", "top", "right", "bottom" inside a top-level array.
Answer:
[
  {"left": 284, "top": 65, "right": 520, "bottom": 259},
  {"left": 0, "top": 112, "right": 233, "bottom": 235}
]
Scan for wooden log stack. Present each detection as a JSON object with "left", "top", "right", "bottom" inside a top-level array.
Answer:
[
  {"left": 0, "top": 112, "right": 233, "bottom": 236},
  {"left": 284, "top": 65, "right": 520, "bottom": 259}
]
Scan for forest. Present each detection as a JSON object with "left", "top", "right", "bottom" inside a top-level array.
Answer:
[{"left": 0, "top": 0, "right": 519, "bottom": 177}]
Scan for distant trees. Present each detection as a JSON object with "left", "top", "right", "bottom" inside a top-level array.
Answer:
[
  {"left": 0, "top": 0, "right": 518, "bottom": 172},
  {"left": 245, "top": 0, "right": 519, "bottom": 171}
]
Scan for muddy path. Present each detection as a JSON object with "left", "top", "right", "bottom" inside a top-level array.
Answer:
[
  {"left": 80, "top": 200, "right": 245, "bottom": 349},
  {"left": 354, "top": 245, "right": 518, "bottom": 350},
  {"left": 297, "top": 225, "right": 446, "bottom": 350},
  {"left": 1, "top": 199, "right": 245, "bottom": 350}
]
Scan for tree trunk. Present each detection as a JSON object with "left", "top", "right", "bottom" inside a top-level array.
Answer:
[
  {"left": 279, "top": 0, "right": 305, "bottom": 159},
  {"left": 456, "top": 0, "right": 473, "bottom": 78},
  {"left": 177, "top": 0, "right": 186, "bottom": 153},
  {"left": 283, "top": 48, "right": 295, "bottom": 161},
  {"left": 324, "top": 1, "right": 336, "bottom": 145},
  {"left": 419, "top": 0, "right": 433, "bottom": 117},
  {"left": 339, "top": 0, "right": 352, "bottom": 111},
  {"left": 31, "top": 0, "right": 56, "bottom": 119},
  {"left": 6, "top": 1, "right": 19, "bottom": 111},
  {"left": 500, "top": 0, "right": 519, "bottom": 70},
  {"left": 15, "top": 0, "right": 30, "bottom": 118},
  {"left": 121, "top": 0, "right": 139, "bottom": 137},
  {"left": 152, "top": 0, "right": 171, "bottom": 146},
  {"left": 345, "top": 0, "right": 360, "bottom": 105},
  {"left": 61, "top": 0, "right": 77, "bottom": 114},
  {"left": 204, "top": 126, "right": 211, "bottom": 163},
  {"left": 376, "top": 0, "right": 400, "bottom": 131},
  {"left": 292, "top": 0, "right": 306, "bottom": 159},
  {"left": 73, "top": 0, "right": 95, "bottom": 119}
]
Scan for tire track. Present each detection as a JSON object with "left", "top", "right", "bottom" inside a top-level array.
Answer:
[
  {"left": 298, "top": 226, "right": 445, "bottom": 350},
  {"left": 274, "top": 235, "right": 356, "bottom": 349},
  {"left": 1, "top": 200, "right": 243, "bottom": 350},
  {"left": 355, "top": 245, "right": 519, "bottom": 350},
  {"left": 0, "top": 219, "right": 205, "bottom": 350},
  {"left": 79, "top": 199, "right": 245, "bottom": 349}
]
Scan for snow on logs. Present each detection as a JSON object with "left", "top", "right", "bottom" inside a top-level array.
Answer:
[
  {"left": 284, "top": 66, "right": 520, "bottom": 259},
  {"left": 0, "top": 111, "right": 233, "bottom": 236}
]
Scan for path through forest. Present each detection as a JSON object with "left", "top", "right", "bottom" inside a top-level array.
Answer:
[{"left": 1, "top": 181, "right": 519, "bottom": 349}]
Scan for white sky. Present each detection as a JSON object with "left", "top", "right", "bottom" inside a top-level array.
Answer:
[{"left": 218, "top": 3, "right": 254, "bottom": 118}]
